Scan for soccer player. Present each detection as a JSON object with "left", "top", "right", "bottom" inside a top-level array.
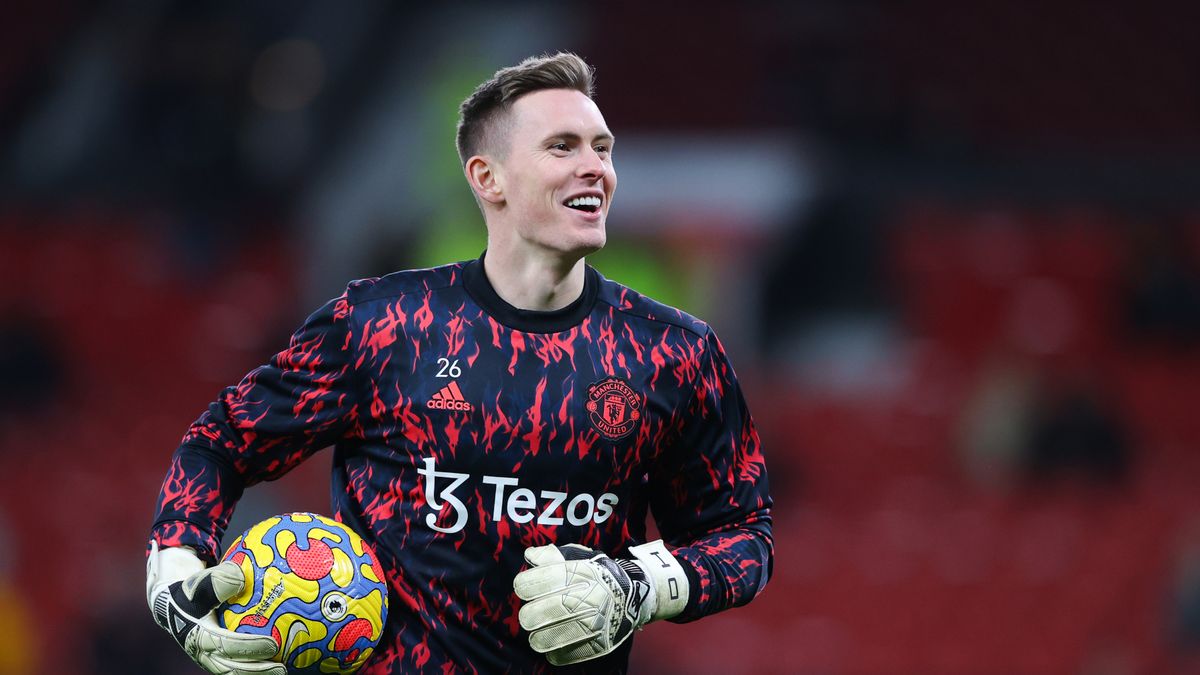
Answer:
[{"left": 146, "top": 52, "right": 773, "bottom": 674}]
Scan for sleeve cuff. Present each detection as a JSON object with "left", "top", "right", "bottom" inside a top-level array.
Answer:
[
  {"left": 663, "top": 546, "right": 706, "bottom": 623},
  {"left": 149, "top": 519, "right": 223, "bottom": 564}
]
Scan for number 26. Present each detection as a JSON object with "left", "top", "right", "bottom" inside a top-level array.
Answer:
[{"left": 436, "top": 358, "right": 462, "bottom": 378}]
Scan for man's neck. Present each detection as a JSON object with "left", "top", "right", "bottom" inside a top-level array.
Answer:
[{"left": 482, "top": 244, "right": 587, "bottom": 312}]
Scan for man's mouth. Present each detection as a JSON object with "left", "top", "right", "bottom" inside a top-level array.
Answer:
[{"left": 564, "top": 196, "right": 602, "bottom": 213}]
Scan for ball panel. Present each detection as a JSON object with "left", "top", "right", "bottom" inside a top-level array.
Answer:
[
  {"left": 272, "top": 528, "right": 298, "bottom": 564},
  {"left": 285, "top": 538, "right": 335, "bottom": 580},
  {"left": 368, "top": 552, "right": 385, "bottom": 586},
  {"left": 295, "top": 647, "right": 323, "bottom": 669},
  {"left": 278, "top": 572, "right": 321, "bottom": 606},
  {"left": 333, "top": 618, "right": 372, "bottom": 651},
  {"left": 239, "top": 519, "right": 280, "bottom": 570},
  {"left": 240, "top": 614, "right": 270, "bottom": 629},
  {"left": 354, "top": 587, "right": 387, "bottom": 636},
  {"left": 275, "top": 611, "right": 328, "bottom": 657},
  {"left": 331, "top": 547, "right": 355, "bottom": 587}
]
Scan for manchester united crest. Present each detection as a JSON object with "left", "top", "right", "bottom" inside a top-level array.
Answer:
[{"left": 585, "top": 377, "right": 642, "bottom": 440}]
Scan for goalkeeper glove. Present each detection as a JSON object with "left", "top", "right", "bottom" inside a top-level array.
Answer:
[
  {"left": 146, "top": 541, "right": 285, "bottom": 675},
  {"left": 513, "top": 540, "right": 689, "bottom": 666}
]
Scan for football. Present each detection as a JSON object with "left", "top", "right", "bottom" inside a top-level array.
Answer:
[{"left": 218, "top": 512, "right": 389, "bottom": 674}]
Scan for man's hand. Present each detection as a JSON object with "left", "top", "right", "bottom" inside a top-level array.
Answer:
[
  {"left": 513, "top": 540, "right": 689, "bottom": 666},
  {"left": 146, "top": 541, "right": 285, "bottom": 675}
]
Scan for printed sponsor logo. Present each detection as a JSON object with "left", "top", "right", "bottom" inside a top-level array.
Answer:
[
  {"left": 427, "top": 380, "right": 473, "bottom": 412},
  {"left": 416, "top": 457, "right": 618, "bottom": 534},
  {"left": 585, "top": 377, "right": 642, "bottom": 440}
]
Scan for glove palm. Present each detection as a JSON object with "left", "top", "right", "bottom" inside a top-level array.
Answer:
[{"left": 513, "top": 541, "right": 687, "bottom": 666}]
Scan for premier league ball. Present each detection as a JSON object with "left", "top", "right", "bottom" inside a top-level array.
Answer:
[{"left": 218, "top": 513, "right": 389, "bottom": 674}]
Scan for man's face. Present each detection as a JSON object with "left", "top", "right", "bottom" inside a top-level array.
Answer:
[{"left": 491, "top": 88, "right": 617, "bottom": 259}]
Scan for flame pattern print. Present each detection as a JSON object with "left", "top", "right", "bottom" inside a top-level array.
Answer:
[{"left": 151, "top": 256, "right": 773, "bottom": 674}]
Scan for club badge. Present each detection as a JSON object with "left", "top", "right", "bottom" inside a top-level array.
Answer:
[{"left": 585, "top": 377, "right": 642, "bottom": 440}]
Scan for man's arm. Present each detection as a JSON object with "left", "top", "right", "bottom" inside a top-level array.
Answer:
[
  {"left": 650, "top": 325, "right": 773, "bottom": 623},
  {"left": 150, "top": 292, "right": 364, "bottom": 561}
]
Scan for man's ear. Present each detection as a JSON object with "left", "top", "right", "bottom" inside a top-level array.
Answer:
[{"left": 465, "top": 156, "right": 504, "bottom": 205}]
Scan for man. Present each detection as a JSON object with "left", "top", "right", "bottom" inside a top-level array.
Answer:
[{"left": 147, "top": 52, "right": 772, "bottom": 674}]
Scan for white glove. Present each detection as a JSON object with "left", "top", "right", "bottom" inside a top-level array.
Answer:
[
  {"left": 146, "top": 541, "right": 285, "bottom": 675},
  {"left": 513, "top": 539, "right": 689, "bottom": 666}
]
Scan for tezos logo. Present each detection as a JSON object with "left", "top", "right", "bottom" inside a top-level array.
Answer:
[{"left": 416, "top": 457, "right": 617, "bottom": 534}]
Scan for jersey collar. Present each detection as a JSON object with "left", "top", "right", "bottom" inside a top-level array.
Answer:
[{"left": 462, "top": 253, "right": 599, "bottom": 334}]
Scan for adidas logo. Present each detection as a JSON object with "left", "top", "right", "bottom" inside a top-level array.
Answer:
[{"left": 427, "top": 381, "right": 473, "bottom": 412}]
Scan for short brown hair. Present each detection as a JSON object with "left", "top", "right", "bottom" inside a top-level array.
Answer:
[{"left": 456, "top": 52, "right": 595, "bottom": 165}]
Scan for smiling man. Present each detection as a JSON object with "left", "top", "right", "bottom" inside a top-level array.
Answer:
[
  {"left": 463, "top": 84, "right": 615, "bottom": 293},
  {"left": 147, "top": 52, "right": 773, "bottom": 674}
]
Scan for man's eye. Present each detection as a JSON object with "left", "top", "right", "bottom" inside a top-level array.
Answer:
[
  {"left": 594, "top": 145, "right": 609, "bottom": 154},
  {"left": 550, "top": 143, "right": 569, "bottom": 151}
]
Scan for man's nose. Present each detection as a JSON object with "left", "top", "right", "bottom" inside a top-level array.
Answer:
[{"left": 576, "top": 148, "right": 606, "bottom": 180}]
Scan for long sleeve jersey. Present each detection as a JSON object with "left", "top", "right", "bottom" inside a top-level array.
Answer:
[{"left": 151, "top": 256, "right": 773, "bottom": 673}]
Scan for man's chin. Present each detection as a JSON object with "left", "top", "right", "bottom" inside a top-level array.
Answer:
[
  {"left": 572, "top": 236, "right": 606, "bottom": 258},
  {"left": 532, "top": 221, "right": 605, "bottom": 260},
  {"left": 562, "top": 226, "right": 606, "bottom": 257}
]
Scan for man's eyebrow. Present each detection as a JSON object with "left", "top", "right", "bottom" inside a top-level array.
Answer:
[{"left": 542, "top": 131, "right": 616, "bottom": 143}]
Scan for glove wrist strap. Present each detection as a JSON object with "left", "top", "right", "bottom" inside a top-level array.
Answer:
[
  {"left": 628, "top": 539, "right": 689, "bottom": 621},
  {"left": 146, "top": 541, "right": 205, "bottom": 606}
]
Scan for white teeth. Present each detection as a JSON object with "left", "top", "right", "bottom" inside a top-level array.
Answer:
[{"left": 566, "top": 196, "right": 602, "bottom": 208}]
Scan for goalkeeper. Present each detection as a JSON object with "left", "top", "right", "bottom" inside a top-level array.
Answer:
[{"left": 147, "top": 51, "right": 773, "bottom": 673}]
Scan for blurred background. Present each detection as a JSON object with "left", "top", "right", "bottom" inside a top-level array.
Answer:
[{"left": 2, "top": 0, "right": 1200, "bottom": 673}]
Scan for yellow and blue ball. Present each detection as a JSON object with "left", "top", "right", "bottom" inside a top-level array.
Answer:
[{"left": 218, "top": 513, "right": 388, "bottom": 674}]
